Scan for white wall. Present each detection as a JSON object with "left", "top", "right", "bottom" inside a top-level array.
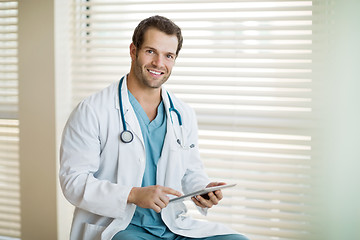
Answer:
[
  {"left": 54, "top": 0, "right": 74, "bottom": 239},
  {"left": 315, "top": 0, "right": 360, "bottom": 239},
  {"left": 18, "top": 0, "right": 72, "bottom": 239}
]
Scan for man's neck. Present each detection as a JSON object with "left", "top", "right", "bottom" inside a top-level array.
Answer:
[{"left": 127, "top": 74, "right": 162, "bottom": 121}]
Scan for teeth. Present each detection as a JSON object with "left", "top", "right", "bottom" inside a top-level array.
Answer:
[{"left": 149, "top": 70, "right": 161, "bottom": 75}]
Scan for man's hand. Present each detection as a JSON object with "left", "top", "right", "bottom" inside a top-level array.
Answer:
[
  {"left": 191, "top": 182, "right": 226, "bottom": 209},
  {"left": 128, "top": 185, "right": 182, "bottom": 213}
]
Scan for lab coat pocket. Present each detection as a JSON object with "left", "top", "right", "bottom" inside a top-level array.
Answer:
[
  {"left": 172, "top": 202, "right": 193, "bottom": 230},
  {"left": 83, "top": 223, "right": 106, "bottom": 240}
]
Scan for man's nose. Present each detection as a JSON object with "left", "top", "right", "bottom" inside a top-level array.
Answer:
[{"left": 151, "top": 55, "right": 164, "bottom": 67}]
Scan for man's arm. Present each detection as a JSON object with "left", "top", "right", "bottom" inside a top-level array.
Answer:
[{"left": 60, "top": 101, "right": 132, "bottom": 219}]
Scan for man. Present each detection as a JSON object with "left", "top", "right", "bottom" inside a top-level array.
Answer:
[{"left": 60, "top": 15, "right": 249, "bottom": 240}]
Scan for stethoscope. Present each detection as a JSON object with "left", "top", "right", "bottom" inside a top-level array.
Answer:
[{"left": 118, "top": 76, "right": 194, "bottom": 149}]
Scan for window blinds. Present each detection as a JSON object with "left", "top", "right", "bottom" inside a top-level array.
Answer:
[
  {"left": 0, "top": 1, "right": 20, "bottom": 239},
  {"left": 71, "top": 1, "right": 313, "bottom": 239}
]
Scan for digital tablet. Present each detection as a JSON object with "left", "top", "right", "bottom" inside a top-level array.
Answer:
[{"left": 169, "top": 183, "right": 236, "bottom": 203}]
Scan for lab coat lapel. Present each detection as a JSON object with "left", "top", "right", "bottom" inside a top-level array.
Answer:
[
  {"left": 161, "top": 88, "right": 179, "bottom": 152},
  {"left": 156, "top": 88, "right": 181, "bottom": 187}
]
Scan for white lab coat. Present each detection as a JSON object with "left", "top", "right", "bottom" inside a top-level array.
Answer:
[{"left": 59, "top": 76, "right": 238, "bottom": 240}]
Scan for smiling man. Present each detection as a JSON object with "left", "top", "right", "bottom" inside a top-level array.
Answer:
[
  {"left": 127, "top": 26, "right": 178, "bottom": 121},
  {"left": 130, "top": 27, "right": 177, "bottom": 89},
  {"left": 60, "top": 15, "right": 249, "bottom": 240}
]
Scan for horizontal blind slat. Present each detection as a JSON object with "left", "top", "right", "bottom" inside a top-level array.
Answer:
[{"left": 78, "top": 0, "right": 311, "bottom": 5}]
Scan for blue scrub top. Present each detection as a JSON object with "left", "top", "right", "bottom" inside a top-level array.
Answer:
[{"left": 127, "top": 91, "right": 175, "bottom": 238}]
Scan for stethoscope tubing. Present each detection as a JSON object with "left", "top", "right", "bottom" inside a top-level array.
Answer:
[
  {"left": 118, "top": 76, "right": 192, "bottom": 148},
  {"left": 118, "top": 77, "right": 134, "bottom": 143}
]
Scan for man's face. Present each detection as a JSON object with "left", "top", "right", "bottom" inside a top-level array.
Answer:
[{"left": 130, "top": 28, "right": 178, "bottom": 89}]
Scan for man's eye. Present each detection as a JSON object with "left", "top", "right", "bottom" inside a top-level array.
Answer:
[
  {"left": 167, "top": 54, "right": 175, "bottom": 59},
  {"left": 146, "top": 50, "right": 153, "bottom": 54}
]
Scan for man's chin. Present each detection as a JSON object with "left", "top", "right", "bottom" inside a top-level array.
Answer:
[{"left": 145, "top": 77, "right": 169, "bottom": 88}]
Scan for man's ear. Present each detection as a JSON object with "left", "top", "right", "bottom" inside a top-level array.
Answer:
[{"left": 129, "top": 43, "right": 137, "bottom": 61}]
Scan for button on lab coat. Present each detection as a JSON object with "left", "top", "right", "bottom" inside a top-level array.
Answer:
[{"left": 59, "top": 76, "right": 238, "bottom": 240}]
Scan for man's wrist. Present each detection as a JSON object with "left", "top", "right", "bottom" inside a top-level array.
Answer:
[{"left": 128, "top": 187, "right": 139, "bottom": 204}]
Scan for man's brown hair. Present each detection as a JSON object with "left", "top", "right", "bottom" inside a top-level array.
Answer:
[{"left": 132, "top": 15, "right": 183, "bottom": 56}]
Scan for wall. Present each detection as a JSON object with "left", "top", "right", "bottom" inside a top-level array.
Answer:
[{"left": 18, "top": 0, "right": 72, "bottom": 239}]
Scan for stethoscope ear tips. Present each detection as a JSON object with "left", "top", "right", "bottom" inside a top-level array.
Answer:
[
  {"left": 120, "top": 130, "right": 134, "bottom": 143},
  {"left": 176, "top": 139, "right": 195, "bottom": 149}
]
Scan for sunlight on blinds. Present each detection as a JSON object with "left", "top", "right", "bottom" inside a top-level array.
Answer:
[
  {"left": 72, "top": 1, "right": 314, "bottom": 239},
  {"left": 0, "top": 1, "right": 17, "bottom": 119},
  {"left": 0, "top": 1, "right": 20, "bottom": 238},
  {"left": 0, "top": 120, "right": 20, "bottom": 238}
]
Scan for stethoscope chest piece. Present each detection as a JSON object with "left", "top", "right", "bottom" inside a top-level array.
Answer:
[{"left": 120, "top": 130, "right": 133, "bottom": 143}]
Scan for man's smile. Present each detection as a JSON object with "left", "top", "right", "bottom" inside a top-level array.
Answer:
[{"left": 147, "top": 69, "right": 164, "bottom": 76}]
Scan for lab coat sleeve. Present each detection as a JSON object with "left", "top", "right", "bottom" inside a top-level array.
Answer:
[{"left": 59, "top": 101, "right": 131, "bottom": 219}]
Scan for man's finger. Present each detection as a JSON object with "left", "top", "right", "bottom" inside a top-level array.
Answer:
[
  {"left": 152, "top": 203, "right": 162, "bottom": 213},
  {"left": 213, "top": 190, "right": 223, "bottom": 200},
  {"left": 195, "top": 195, "right": 213, "bottom": 208},
  {"left": 159, "top": 194, "right": 170, "bottom": 206},
  {"left": 155, "top": 198, "right": 167, "bottom": 210},
  {"left": 207, "top": 192, "right": 219, "bottom": 205},
  {"left": 206, "top": 181, "right": 226, "bottom": 188},
  {"left": 162, "top": 186, "right": 182, "bottom": 197},
  {"left": 191, "top": 196, "right": 203, "bottom": 208}
]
